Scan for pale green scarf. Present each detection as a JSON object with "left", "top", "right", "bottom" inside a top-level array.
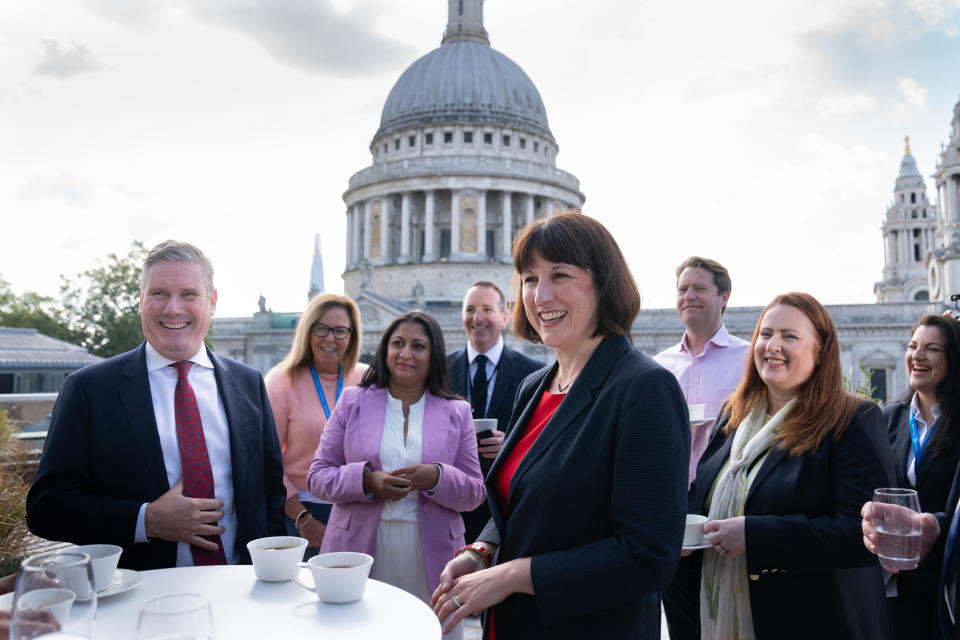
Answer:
[{"left": 700, "top": 397, "right": 795, "bottom": 640}]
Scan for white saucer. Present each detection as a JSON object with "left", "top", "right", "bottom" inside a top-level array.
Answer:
[
  {"left": 0, "top": 591, "right": 11, "bottom": 611},
  {"left": 98, "top": 568, "right": 142, "bottom": 598},
  {"left": 682, "top": 542, "right": 714, "bottom": 551}
]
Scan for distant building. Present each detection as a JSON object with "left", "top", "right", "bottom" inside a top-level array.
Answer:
[{"left": 0, "top": 327, "right": 102, "bottom": 393}]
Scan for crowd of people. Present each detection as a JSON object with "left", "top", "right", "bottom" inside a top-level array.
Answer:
[{"left": 8, "top": 213, "right": 960, "bottom": 639}]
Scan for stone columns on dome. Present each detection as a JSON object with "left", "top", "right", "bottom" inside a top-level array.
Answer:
[
  {"left": 950, "top": 175, "right": 960, "bottom": 224},
  {"left": 379, "top": 197, "right": 389, "bottom": 263},
  {"left": 451, "top": 190, "right": 461, "bottom": 259},
  {"left": 351, "top": 204, "right": 361, "bottom": 268},
  {"left": 477, "top": 189, "right": 487, "bottom": 258},
  {"left": 399, "top": 192, "right": 411, "bottom": 264},
  {"left": 345, "top": 208, "right": 353, "bottom": 267},
  {"left": 363, "top": 200, "right": 372, "bottom": 260},
  {"left": 424, "top": 190, "right": 436, "bottom": 262},
  {"left": 526, "top": 194, "right": 535, "bottom": 225},
  {"left": 501, "top": 191, "right": 512, "bottom": 262}
]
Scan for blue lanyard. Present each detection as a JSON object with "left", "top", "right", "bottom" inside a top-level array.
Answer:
[
  {"left": 309, "top": 364, "right": 343, "bottom": 420},
  {"left": 909, "top": 410, "right": 938, "bottom": 465}
]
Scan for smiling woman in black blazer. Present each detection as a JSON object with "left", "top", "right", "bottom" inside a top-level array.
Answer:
[
  {"left": 430, "top": 212, "right": 690, "bottom": 639},
  {"left": 665, "top": 292, "right": 894, "bottom": 640},
  {"left": 877, "top": 314, "right": 960, "bottom": 639}
]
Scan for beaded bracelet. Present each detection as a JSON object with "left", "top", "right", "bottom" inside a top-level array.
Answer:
[{"left": 455, "top": 543, "right": 492, "bottom": 568}]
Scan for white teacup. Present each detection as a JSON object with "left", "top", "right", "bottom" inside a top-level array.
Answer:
[
  {"left": 474, "top": 418, "right": 497, "bottom": 437},
  {"left": 16, "top": 587, "right": 76, "bottom": 626},
  {"left": 294, "top": 552, "right": 373, "bottom": 603},
  {"left": 72, "top": 544, "right": 122, "bottom": 591},
  {"left": 683, "top": 514, "right": 709, "bottom": 547},
  {"left": 247, "top": 536, "right": 308, "bottom": 582}
]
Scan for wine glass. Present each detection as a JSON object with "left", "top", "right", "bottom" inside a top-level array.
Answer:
[
  {"left": 10, "top": 550, "right": 97, "bottom": 639},
  {"left": 136, "top": 593, "right": 214, "bottom": 640},
  {"left": 873, "top": 488, "right": 923, "bottom": 571}
]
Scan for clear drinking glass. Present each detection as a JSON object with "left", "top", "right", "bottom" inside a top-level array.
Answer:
[
  {"left": 136, "top": 593, "right": 214, "bottom": 640},
  {"left": 873, "top": 487, "right": 923, "bottom": 571},
  {"left": 10, "top": 550, "right": 97, "bottom": 639}
]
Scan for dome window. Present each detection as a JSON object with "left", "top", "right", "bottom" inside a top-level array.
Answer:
[
  {"left": 425, "top": 133, "right": 434, "bottom": 145},
  {"left": 911, "top": 210, "right": 918, "bottom": 219},
  {"left": 444, "top": 131, "right": 453, "bottom": 144},
  {"left": 503, "top": 135, "right": 511, "bottom": 146},
  {"left": 483, "top": 132, "right": 493, "bottom": 145},
  {"left": 408, "top": 135, "right": 416, "bottom": 147},
  {"left": 534, "top": 141, "right": 539, "bottom": 152},
  {"left": 464, "top": 131, "right": 473, "bottom": 144},
  {"left": 383, "top": 143, "right": 388, "bottom": 154},
  {"left": 394, "top": 139, "right": 400, "bottom": 150},
  {"left": 911, "top": 193, "right": 916, "bottom": 203},
  {"left": 520, "top": 137, "right": 526, "bottom": 149}
]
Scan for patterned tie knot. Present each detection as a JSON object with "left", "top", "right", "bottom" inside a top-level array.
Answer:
[{"left": 171, "top": 361, "right": 193, "bottom": 380}]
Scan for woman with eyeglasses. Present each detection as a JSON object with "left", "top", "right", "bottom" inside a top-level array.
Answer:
[{"left": 265, "top": 293, "right": 368, "bottom": 557}]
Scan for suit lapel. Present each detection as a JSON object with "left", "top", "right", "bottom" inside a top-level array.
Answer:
[
  {"left": 421, "top": 391, "right": 445, "bottom": 464},
  {"left": 694, "top": 427, "right": 735, "bottom": 511},
  {"left": 358, "top": 387, "right": 387, "bottom": 471},
  {"left": 118, "top": 344, "right": 169, "bottom": 494},
  {"left": 892, "top": 404, "right": 912, "bottom": 487},
  {"left": 485, "top": 347, "right": 515, "bottom": 422},
  {"left": 210, "top": 350, "right": 250, "bottom": 495},
  {"left": 506, "top": 336, "right": 629, "bottom": 505},
  {"left": 450, "top": 349, "right": 468, "bottom": 396},
  {"left": 746, "top": 446, "right": 790, "bottom": 503}
]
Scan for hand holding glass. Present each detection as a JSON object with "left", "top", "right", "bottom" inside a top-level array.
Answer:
[
  {"left": 873, "top": 488, "right": 922, "bottom": 571},
  {"left": 10, "top": 550, "right": 97, "bottom": 639}
]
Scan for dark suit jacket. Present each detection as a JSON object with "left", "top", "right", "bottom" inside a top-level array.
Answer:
[
  {"left": 26, "top": 343, "right": 286, "bottom": 570},
  {"left": 447, "top": 344, "right": 544, "bottom": 542},
  {"left": 885, "top": 401, "right": 960, "bottom": 638},
  {"left": 937, "top": 455, "right": 960, "bottom": 639},
  {"left": 665, "top": 400, "right": 895, "bottom": 640},
  {"left": 477, "top": 335, "right": 690, "bottom": 639}
]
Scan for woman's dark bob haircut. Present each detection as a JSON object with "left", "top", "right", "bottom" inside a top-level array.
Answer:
[
  {"left": 360, "top": 311, "right": 457, "bottom": 399},
  {"left": 511, "top": 212, "right": 641, "bottom": 343}
]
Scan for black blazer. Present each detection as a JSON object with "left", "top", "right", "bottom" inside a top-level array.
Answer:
[
  {"left": 477, "top": 335, "right": 690, "bottom": 639},
  {"left": 447, "top": 344, "right": 544, "bottom": 541},
  {"left": 936, "top": 458, "right": 960, "bottom": 639},
  {"left": 666, "top": 400, "right": 895, "bottom": 639},
  {"left": 26, "top": 343, "right": 286, "bottom": 570},
  {"left": 887, "top": 400, "right": 960, "bottom": 594}
]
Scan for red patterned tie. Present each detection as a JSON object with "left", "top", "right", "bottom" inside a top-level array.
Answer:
[{"left": 171, "top": 361, "right": 227, "bottom": 565}]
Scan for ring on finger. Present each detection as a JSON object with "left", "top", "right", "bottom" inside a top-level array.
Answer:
[
  {"left": 451, "top": 594, "right": 463, "bottom": 609},
  {"left": 715, "top": 544, "right": 727, "bottom": 556}
]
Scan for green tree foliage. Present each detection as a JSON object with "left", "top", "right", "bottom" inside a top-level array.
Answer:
[
  {"left": 0, "top": 276, "right": 76, "bottom": 343},
  {"left": 0, "top": 241, "right": 147, "bottom": 359},
  {"left": 59, "top": 241, "right": 147, "bottom": 358}
]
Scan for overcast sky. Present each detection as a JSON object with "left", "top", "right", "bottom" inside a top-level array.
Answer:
[{"left": 3, "top": 0, "right": 960, "bottom": 318}]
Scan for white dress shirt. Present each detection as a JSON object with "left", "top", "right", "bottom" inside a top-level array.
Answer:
[
  {"left": 465, "top": 337, "right": 504, "bottom": 416},
  {"left": 907, "top": 392, "right": 942, "bottom": 487},
  {"left": 380, "top": 392, "right": 426, "bottom": 522},
  {"left": 135, "top": 342, "right": 238, "bottom": 565}
]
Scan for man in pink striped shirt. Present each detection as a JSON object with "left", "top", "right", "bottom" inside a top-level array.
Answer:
[{"left": 654, "top": 257, "right": 750, "bottom": 486}]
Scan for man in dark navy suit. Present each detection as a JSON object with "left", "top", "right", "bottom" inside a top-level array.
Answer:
[
  {"left": 27, "top": 240, "right": 285, "bottom": 570},
  {"left": 447, "top": 281, "right": 542, "bottom": 543}
]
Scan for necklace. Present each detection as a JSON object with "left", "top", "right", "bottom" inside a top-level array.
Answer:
[{"left": 557, "top": 378, "right": 572, "bottom": 393}]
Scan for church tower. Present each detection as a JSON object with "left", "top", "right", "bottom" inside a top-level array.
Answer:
[
  {"left": 875, "top": 136, "right": 937, "bottom": 302},
  {"left": 308, "top": 233, "right": 324, "bottom": 300},
  {"left": 927, "top": 95, "right": 960, "bottom": 303}
]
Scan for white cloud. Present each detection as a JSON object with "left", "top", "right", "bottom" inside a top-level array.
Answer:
[
  {"left": 816, "top": 91, "right": 879, "bottom": 118},
  {"left": 33, "top": 40, "right": 103, "bottom": 80},
  {"left": 897, "top": 76, "right": 929, "bottom": 110},
  {"left": 189, "top": 0, "right": 416, "bottom": 76}
]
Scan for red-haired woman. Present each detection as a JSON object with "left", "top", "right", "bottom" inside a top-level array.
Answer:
[{"left": 665, "top": 292, "right": 895, "bottom": 639}]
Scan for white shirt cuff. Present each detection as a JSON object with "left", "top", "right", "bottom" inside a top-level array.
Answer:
[
  {"left": 425, "top": 463, "right": 443, "bottom": 494},
  {"left": 135, "top": 503, "right": 149, "bottom": 543}
]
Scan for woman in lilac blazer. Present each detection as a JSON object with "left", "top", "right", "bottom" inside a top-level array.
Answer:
[{"left": 308, "top": 311, "right": 485, "bottom": 636}]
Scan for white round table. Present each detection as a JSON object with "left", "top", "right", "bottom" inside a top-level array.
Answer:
[{"left": 94, "top": 565, "right": 441, "bottom": 639}]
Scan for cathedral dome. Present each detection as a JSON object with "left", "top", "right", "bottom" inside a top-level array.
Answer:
[{"left": 375, "top": 41, "right": 553, "bottom": 142}]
